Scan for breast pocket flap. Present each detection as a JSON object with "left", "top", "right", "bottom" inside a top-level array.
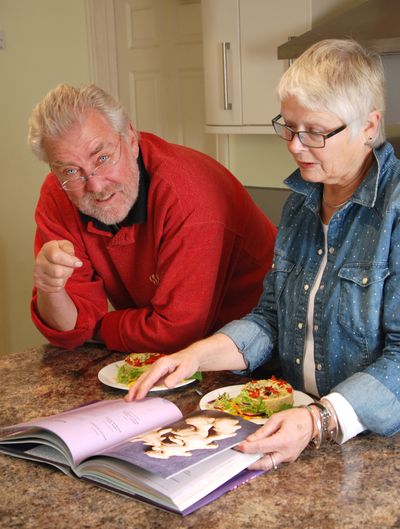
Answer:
[
  {"left": 272, "top": 256, "right": 295, "bottom": 274},
  {"left": 338, "top": 264, "right": 389, "bottom": 287}
]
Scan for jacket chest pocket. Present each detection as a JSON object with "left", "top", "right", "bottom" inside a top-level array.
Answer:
[
  {"left": 338, "top": 263, "right": 389, "bottom": 335},
  {"left": 272, "top": 255, "right": 296, "bottom": 301}
]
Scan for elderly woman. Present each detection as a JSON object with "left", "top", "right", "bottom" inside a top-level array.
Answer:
[{"left": 126, "top": 39, "right": 400, "bottom": 471}]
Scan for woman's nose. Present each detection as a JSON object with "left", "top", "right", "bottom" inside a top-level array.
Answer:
[{"left": 287, "top": 134, "right": 307, "bottom": 154}]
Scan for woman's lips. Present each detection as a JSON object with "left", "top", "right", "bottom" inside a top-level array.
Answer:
[{"left": 298, "top": 161, "right": 316, "bottom": 170}]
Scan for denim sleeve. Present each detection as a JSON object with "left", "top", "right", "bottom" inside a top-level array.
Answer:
[
  {"left": 334, "top": 215, "right": 400, "bottom": 436},
  {"left": 218, "top": 270, "right": 278, "bottom": 374},
  {"left": 333, "top": 373, "right": 400, "bottom": 436}
]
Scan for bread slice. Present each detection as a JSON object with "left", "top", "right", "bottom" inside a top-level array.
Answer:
[
  {"left": 239, "top": 378, "right": 294, "bottom": 414},
  {"left": 209, "top": 376, "right": 294, "bottom": 419}
]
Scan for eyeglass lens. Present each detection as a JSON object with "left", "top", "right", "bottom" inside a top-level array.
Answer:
[
  {"left": 273, "top": 121, "right": 325, "bottom": 147},
  {"left": 60, "top": 138, "right": 121, "bottom": 190}
]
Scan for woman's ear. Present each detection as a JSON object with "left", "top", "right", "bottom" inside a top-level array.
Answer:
[{"left": 364, "top": 110, "right": 381, "bottom": 143}]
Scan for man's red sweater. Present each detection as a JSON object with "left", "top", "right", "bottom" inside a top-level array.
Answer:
[{"left": 32, "top": 132, "right": 276, "bottom": 353}]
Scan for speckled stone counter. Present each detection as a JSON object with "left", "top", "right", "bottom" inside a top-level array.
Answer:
[{"left": 0, "top": 344, "right": 399, "bottom": 529}]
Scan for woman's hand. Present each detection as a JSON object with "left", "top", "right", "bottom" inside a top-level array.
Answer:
[
  {"left": 236, "top": 407, "right": 314, "bottom": 471},
  {"left": 124, "top": 334, "right": 246, "bottom": 401},
  {"left": 125, "top": 350, "right": 200, "bottom": 401}
]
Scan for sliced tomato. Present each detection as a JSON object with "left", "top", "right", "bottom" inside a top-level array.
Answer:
[
  {"left": 125, "top": 352, "right": 164, "bottom": 367},
  {"left": 144, "top": 353, "right": 164, "bottom": 365}
]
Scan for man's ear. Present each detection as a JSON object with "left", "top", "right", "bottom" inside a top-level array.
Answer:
[{"left": 128, "top": 124, "right": 139, "bottom": 158}]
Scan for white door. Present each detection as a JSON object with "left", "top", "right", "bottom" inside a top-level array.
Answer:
[{"left": 112, "top": 0, "right": 216, "bottom": 157}]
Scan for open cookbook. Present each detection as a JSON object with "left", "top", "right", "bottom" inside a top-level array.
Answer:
[{"left": 0, "top": 398, "right": 264, "bottom": 515}]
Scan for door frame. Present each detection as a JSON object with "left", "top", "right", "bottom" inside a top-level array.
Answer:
[{"left": 85, "top": 0, "right": 119, "bottom": 99}]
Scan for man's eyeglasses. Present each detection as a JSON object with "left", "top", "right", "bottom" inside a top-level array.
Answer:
[
  {"left": 271, "top": 114, "right": 347, "bottom": 148},
  {"left": 52, "top": 137, "right": 122, "bottom": 191}
]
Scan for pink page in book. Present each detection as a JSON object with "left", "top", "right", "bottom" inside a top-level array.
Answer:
[{"left": 20, "top": 398, "right": 183, "bottom": 465}]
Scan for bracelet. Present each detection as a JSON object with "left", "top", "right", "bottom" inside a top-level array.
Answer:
[
  {"left": 310, "top": 401, "right": 331, "bottom": 444},
  {"left": 320, "top": 398, "right": 340, "bottom": 442},
  {"left": 303, "top": 404, "right": 323, "bottom": 448},
  {"left": 302, "top": 405, "right": 320, "bottom": 447},
  {"left": 302, "top": 400, "right": 338, "bottom": 448}
]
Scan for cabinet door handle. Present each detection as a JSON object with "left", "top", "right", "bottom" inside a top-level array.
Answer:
[{"left": 222, "top": 42, "right": 232, "bottom": 111}]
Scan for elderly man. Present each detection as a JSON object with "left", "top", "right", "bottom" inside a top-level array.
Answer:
[{"left": 28, "top": 84, "right": 276, "bottom": 353}]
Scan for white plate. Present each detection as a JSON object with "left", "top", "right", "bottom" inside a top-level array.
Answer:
[
  {"left": 98, "top": 360, "right": 196, "bottom": 392},
  {"left": 199, "top": 384, "right": 314, "bottom": 424}
]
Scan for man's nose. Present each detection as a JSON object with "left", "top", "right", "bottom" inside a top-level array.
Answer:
[{"left": 83, "top": 170, "right": 106, "bottom": 192}]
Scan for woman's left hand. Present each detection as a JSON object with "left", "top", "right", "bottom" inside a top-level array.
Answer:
[{"left": 236, "top": 407, "right": 314, "bottom": 471}]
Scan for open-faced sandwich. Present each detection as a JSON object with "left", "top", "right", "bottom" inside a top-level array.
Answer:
[
  {"left": 208, "top": 377, "right": 294, "bottom": 420},
  {"left": 116, "top": 353, "right": 166, "bottom": 386},
  {"left": 116, "top": 352, "right": 202, "bottom": 387}
]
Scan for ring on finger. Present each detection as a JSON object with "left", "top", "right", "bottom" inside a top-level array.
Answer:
[{"left": 269, "top": 453, "right": 278, "bottom": 471}]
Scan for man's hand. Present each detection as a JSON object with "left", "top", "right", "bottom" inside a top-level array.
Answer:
[{"left": 34, "top": 240, "right": 83, "bottom": 293}]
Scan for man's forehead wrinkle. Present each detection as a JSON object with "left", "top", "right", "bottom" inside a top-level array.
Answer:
[{"left": 50, "top": 138, "right": 111, "bottom": 168}]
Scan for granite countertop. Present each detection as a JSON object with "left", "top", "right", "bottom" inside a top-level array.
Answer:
[{"left": 0, "top": 344, "right": 399, "bottom": 529}]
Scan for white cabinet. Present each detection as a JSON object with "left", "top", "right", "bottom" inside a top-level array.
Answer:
[{"left": 201, "top": 0, "right": 311, "bottom": 133}]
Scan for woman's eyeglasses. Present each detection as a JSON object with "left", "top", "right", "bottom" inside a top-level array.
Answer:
[{"left": 272, "top": 114, "right": 347, "bottom": 148}]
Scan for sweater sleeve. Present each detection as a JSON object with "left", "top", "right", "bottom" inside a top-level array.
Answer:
[{"left": 31, "top": 178, "right": 109, "bottom": 349}]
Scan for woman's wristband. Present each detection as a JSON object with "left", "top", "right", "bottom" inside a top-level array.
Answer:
[
  {"left": 303, "top": 400, "right": 340, "bottom": 448},
  {"left": 320, "top": 398, "right": 340, "bottom": 442},
  {"left": 310, "top": 402, "right": 331, "bottom": 444},
  {"left": 301, "top": 404, "right": 322, "bottom": 448},
  {"left": 305, "top": 404, "right": 323, "bottom": 448}
]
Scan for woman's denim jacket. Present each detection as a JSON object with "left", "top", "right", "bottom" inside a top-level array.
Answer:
[{"left": 221, "top": 142, "right": 400, "bottom": 436}]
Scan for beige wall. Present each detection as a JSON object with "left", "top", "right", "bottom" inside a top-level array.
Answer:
[
  {"left": 0, "top": 0, "right": 89, "bottom": 354},
  {"left": 229, "top": 134, "right": 297, "bottom": 189}
]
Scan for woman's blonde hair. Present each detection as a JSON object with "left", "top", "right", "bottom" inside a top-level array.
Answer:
[
  {"left": 278, "top": 39, "right": 386, "bottom": 147},
  {"left": 28, "top": 84, "right": 131, "bottom": 162}
]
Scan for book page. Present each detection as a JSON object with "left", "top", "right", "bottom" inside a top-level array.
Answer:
[
  {"left": 100, "top": 409, "right": 259, "bottom": 478},
  {"left": 4, "top": 398, "right": 182, "bottom": 466}
]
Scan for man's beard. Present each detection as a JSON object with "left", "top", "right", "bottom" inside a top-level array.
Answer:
[{"left": 72, "top": 175, "right": 139, "bottom": 225}]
